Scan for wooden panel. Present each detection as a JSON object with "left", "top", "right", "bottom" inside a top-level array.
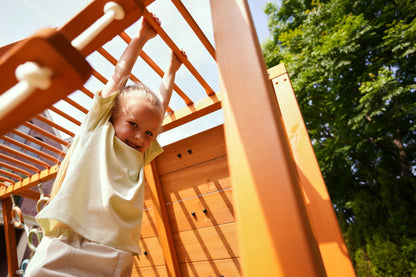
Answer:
[
  {"left": 210, "top": 0, "right": 326, "bottom": 276},
  {"left": 271, "top": 67, "right": 356, "bottom": 276},
  {"left": 180, "top": 258, "right": 241, "bottom": 277},
  {"left": 131, "top": 265, "right": 168, "bottom": 277},
  {"left": 2, "top": 198, "right": 19, "bottom": 277},
  {"left": 174, "top": 223, "right": 239, "bottom": 263},
  {"left": 140, "top": 207, "right": 158, "bottom": 238},
  {"left": 157, "top": 125, "right": 226, "bottom": 176},
  {"left": 168, "top": 188, "right": 235, "bottom": 232},
  {"left": 134, "top": 236, "right": 166, "bottom": 268},
  {"left": 144, "top": 162, "right": 181, "bottom": 277},
  {"left": 160, "top": 157, "right": 230, "bottom": 203}
]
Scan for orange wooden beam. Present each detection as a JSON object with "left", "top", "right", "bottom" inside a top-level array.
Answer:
[
  {"left": 142, "top": 8, "right": 216, "bottom": 96},
  {"left": 0, "top": 165, "right": 59, "bottom": 200},
  {"left": 3, "top": 198, "right": 19, "bottom": 277},
  {"left": 170, "top": 0, "right": 216, "bottom": 60},
  {"left": 0, "top": 28, "right": 92, "bottom": 136},
  {"left": 162, "top": 93, "right": 222, "bottom": 132},
  {"left": 58, "top": 0, "right": 148, "bottom": 57},
  {"left": 269, "top": 64, "right": 356, "bottom": 276},
  {"left": 144, "top": 162, "right": 182, "bottom": 277},
  {"left": 210, "top": 0, "right": 326, "bottom": 276}
]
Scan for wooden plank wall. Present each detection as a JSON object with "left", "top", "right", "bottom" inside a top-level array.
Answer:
[{"left": 132, "top": 125, "right": 240, "bottom": 276}]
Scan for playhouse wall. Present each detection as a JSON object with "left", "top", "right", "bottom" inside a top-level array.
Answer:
[{"left": 132, "top": 125, "right": 240, "bottom": 276}]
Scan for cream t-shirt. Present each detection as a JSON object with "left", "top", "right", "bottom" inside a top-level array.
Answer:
[{"left": 37, "top": 91, "right": 163, "bottom": 254}]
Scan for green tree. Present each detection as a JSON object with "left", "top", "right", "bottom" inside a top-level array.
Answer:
[{"left": 262, "top": 0, "right": 416, "bottom": 275}]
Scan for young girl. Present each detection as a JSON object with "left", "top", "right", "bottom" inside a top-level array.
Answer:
[{"left": 25, "top": 14, "right": 183, "bottom": 276}]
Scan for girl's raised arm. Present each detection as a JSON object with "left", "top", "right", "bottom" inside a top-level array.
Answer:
[
  {"left": 101, "top": 15, "right": 160, "bottom": 97},
  {"left": 158, "top": 50, "right": 185, "bottom": 113}
]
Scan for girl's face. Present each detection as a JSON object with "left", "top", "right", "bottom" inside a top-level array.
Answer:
[{"left": 111, "top": 95, "right": 162, "bottom": 153}]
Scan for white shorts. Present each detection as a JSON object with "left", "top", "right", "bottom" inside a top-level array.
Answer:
[{"left": 25, "top": 229, "right": 133, "bottom": 277}]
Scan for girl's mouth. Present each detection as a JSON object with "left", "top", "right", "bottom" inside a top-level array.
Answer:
[{"left": 126, "top": 140, "right": 141, "bottom": 150}]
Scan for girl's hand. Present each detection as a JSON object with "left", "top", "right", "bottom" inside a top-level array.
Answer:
[
  {"left": 136, "top": 13, "right": 160, "bottom": 41},
  {"left": 170, "top": 50, "right": 186, "bottom": 73}
]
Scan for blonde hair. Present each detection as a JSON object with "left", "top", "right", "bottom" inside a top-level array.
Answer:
[
  {"left": 49, "top": 83, "right": 164, "bottom": 201},
  {"left": 111, "top": 83, "right": 164, "bottom": 120}
]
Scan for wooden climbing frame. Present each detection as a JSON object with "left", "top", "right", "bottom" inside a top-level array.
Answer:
[{"left": 0, "top": 0, "right": 356, "bottom": 276}]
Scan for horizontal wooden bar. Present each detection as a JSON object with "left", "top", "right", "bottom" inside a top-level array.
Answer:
[
  {"left": 131, "top": 265, "right": 168, "bottom": 277},
  {"left": 157, "top": 125, "right": 226, "bottom": 175},
  {"left": 174, "top": 223, "right": 239, "bottom": 263},
  {"left": 10, "top": 129, "right": 64, "bottom": 155},
  {"left": 63, "top": 96, "right": 89, "bottom": 114},
  {"left": 0, "top": 169, "right": 23, "bottom": 181},
  {"left": 0, "top": 164, "right": 59, "bottom": 200},
  {"left": 180, "top": 258, "right": 241, "bottom": 277},
  {"left": 135, "top": 236, "right": 166, "bottom": 268},
  {"left": 35, "top": 114, "right": 75, "bottom": 138},
  {"left": 167, "top": 188, "right": 234, "bottom": 233},
  {"left": 142, "top": 8, "right": 215, "bottom": 96},
  {"left": 0, "top": 161, "right": 31, "bottom": 177},
  {"left": 0, "top": 144, "right": 50, "bottom": 169},
  {"left": 48, "top": 106, "right": 81, "bottom": 127},
  {"left": 23, "top": 121, "right": 69, "bottom": 147},
  {"left": 0, "top": 153, "right": 39, "bottom": 173},
  {"left": 1, "top": 136, "right": 58, "bottom": 164},
  {"left": 171, "top": 0, "right": 216, "bottom": 60},
  {"left": 162, "top": 94, "right": 222, "bottom": 132},
  {"left": 160, "top": 156, "right": 230, "bottom": 203}
]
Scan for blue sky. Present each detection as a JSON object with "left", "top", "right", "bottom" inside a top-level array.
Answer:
[{"left": 1, "top": 0, "right": 276, "bottom": 145}]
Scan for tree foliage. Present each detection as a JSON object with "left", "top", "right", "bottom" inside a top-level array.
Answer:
[{"left": 262, "top": 0, "right": 416, "bottom": 275}]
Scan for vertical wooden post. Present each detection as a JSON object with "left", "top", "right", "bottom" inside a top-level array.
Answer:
[
  {"left": 209, "top": 0, "right": 327, "bottom": 276},
  {"left": 3, "top": 198, "right": 19, "bottom": 277},
  {"left": 144, "top": 162, "right": 182, "bottom": 277},
  {"left": 269, "top": 65, "right": 356, "bottom": 276}
]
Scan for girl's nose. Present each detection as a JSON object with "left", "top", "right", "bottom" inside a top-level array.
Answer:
[{"left": 134, "top": 132, "right": 144, "bottom": 143}]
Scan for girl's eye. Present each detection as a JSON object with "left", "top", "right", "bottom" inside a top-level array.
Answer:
[
  {"left": 129, "top": 122, "right": 138, "bottom": 128},
  {"left": 145, "top": 130, "right": 153, "bottom": 137}
]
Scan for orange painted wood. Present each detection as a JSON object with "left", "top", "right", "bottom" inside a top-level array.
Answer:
[
  {"left": 180, "top": 258, "right": 241, "bottom": 277},
  {"left": 35, "top": 114, "right": 75, "bottom": 137},
  {"left": 0, "top": 164, "right": 59, "bottom": 200},
  {"left": 0, "top": 144, "right": 50, "bottom": 169},
  {"left": 0, "top": 169, "right": 23, "bottom": 181},
  {"left": 160, "top": 156, "right": 230, "bottom": 203},
  {"left": 167, "top": 188, "right": 235, "bottom": 232},
  {"left": 131, "top": 265, "right": 168, "bottom": 277},
  {"left": 157, "top": 125, "right": 226, "bottom": 175},
  {"left": 10, "top": 129, "right": 64, "bottom": 155},
  {"left": 162, "top": 94, "right": 222, "bottom": 132},
  {"left": 0, "top": 153, "right": 39, "bottom": 173},
  {"left": 140, "top": 207, "right": 159, "bottom": 238},
  {"left": 209, "top": 0, "right": 327, "bottom": 276},
  {"left": 270, "top": 66, "right": 356, "bottom": 276},
  {"left": 0, "top": 28, "right": 92, "bottom": 136},
  {"left": 144, "top": 162, "right": 182, "bottom": 276},
  {"left": 0, "top": 161, "right": 31, "bottom": 177},
  {"left": 170, "top": 0, "right": 216, "bottom": 60},
  {"left": 142, "top": 8, "right": 215, "bottom": 96},
  {"left": 23, "top": 121, "right": 69, "bottom": 147},
  {"left": 49, "top": 106, "right": 82, "bottom": 127},
  {"left": 58, "top": 0, "right": 148, "bottom": 56},
  {"left": 134, "top": 236, "right": 166, "bottom": 268},
  {"left": 1, "top": 136, "right": 59, "bottom": 164},
  {"left": 173, "top": 223, "right": 239, "bottom": 263},
  {"left": 2, "top": 198, "right": 19, "bottom": 277}
]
